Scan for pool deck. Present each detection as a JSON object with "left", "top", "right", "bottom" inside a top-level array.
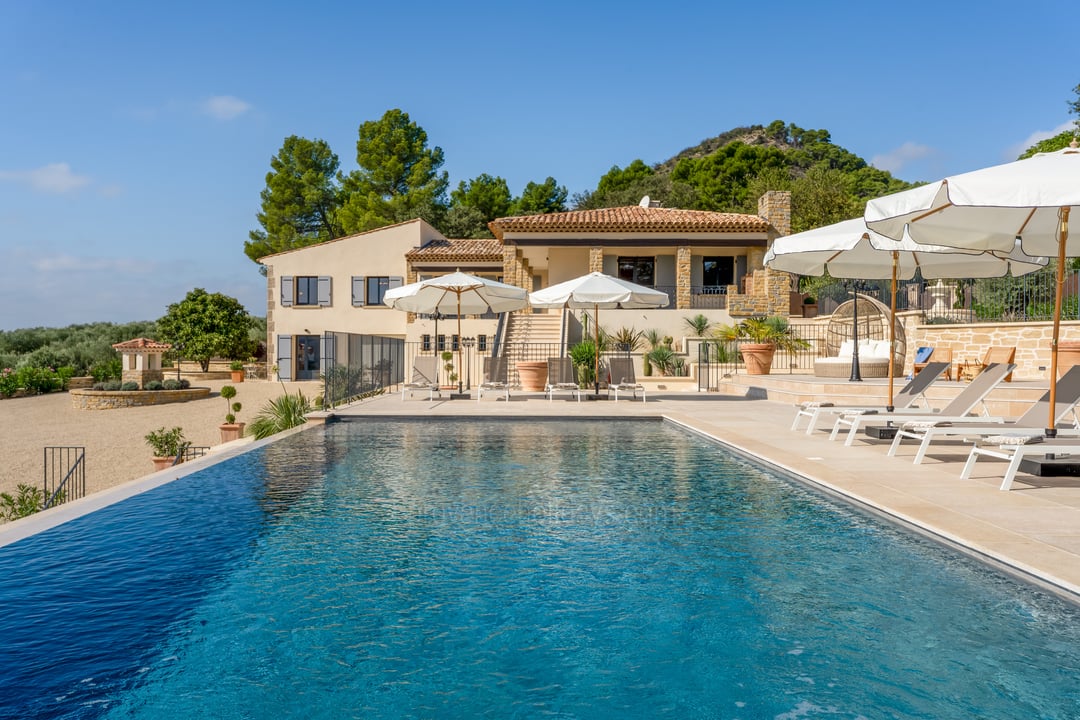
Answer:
[{"left": 329, "top": 385, "right": 1080, "bottom": 602}]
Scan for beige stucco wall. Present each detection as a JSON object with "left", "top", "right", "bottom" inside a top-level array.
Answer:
[{"left": 263, "top": 220, "right": 442, "bottom": 340}]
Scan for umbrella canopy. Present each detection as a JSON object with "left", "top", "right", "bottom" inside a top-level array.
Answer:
[
  {"left": 765, "top": 218, "right": 1046, "bottom": 403},
  {"left": 865, "top": 144, "right": 1080, "bottom": 432},
  {"left": 383, "top": 271, "right": 528, "bottom": 394},
  {"left": 529, "top": 272, "right": 669, "bottom": 394}
]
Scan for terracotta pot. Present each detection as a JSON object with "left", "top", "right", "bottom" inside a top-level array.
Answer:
[
  {"left": 219, "top": 422, "right": 246, "bottom": 443},
  {"left": 151, "top": 456, "right": 175, "bottom": 471},
  {"left": 740, "top": 342, "right": 776, "bottom": 375},
  {"left": 516, "top": 361, "right": 548, "bottom": 392},
  {"left": 230, "top": 370, "right": 245, "bottom": 383}
]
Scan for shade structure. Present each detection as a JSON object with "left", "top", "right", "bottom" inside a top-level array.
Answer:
[
  {"left": 383, "top": 271, "right": 528, "bottom": 393},
  {"left": 865, "top": 144, "right": 1080, "bottom": 433},
  {"left": 765, "top": 218, "right": 1046, "bottom": 404},
  {"left": 528, "top": 272, "right": 669, "bottom": 395}
]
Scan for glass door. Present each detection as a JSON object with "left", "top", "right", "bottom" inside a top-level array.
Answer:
[{"left": 296, "top": 335, "right": 320, "bottom": 380}]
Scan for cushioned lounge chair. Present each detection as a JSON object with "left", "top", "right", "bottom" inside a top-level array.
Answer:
[
  {"left": 401, "top": 356, "right": 441, "bottom": 401},
  {"left": 608, "top": 356, "right": 645, "bottom": 403},
  {"left": 476, "top": 356, "right": 511, "bottom": 403},
  {"left": 545, "top": 357, "right": 582, "bottom": 402},
  {"left": 830, "top": 362, "right": 1015, "bottom": 446},
  {"left": 791, "top": 361, "right": 949, "bottom": 434},
  {"left": 890, "top": 364, "right": 1080, "bottom": 464}
]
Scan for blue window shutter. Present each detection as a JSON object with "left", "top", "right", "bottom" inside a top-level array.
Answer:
[
  {"left": 389, "top": 276, "right": 404, "bottom": 291},
  {"left": 276, "top": 335, "right": 292, "bottom": 381},
  {"left": 318, "top": 276, "right": 332, "bottom": 306},
  {"left": 352, "top": 276, "right": 365, "bottom": 306},
  {"left": 280, "top": 276, "right": 294, "bottom": 307},
  {"left": 320, "top": 333, "right": 334, "bottom": 377}
]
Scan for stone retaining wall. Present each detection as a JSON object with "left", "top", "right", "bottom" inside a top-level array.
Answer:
[{"left": 70, "top": 387, "right": 211, "bottom": 410}]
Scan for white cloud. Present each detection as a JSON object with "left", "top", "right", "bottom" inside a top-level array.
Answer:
[
  {"left": 201, "top": 95, "right": 252, "bottom": 120},
  {"left": 1004, "top": 121, "right": 1076, "bottom": 161},
  {"left": 870, "top": 142, "right": 934, "bottom": 175},
  {"left": 0, "top": 163, "right": 91, "bottom": 193},
  {"left": 31, "top": 254, "right": 156, "bottom": 274}
]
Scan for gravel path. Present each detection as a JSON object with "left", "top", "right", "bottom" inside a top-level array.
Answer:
[{"left": 0, "top": 378, "right": 321, "bottom": 501}]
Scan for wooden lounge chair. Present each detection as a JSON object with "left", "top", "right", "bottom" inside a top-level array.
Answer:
[
  {"left": 914, "top": 346, "right": 953, "bottom": 381},
  {"left": 890, "top": 364, "right": 1080, "bottom": 464},
  {"left": 401, "top": 356, "right": 441, "bottom": 401},
  {"left": 545, "top": 357, "right": 582, "bottom": 402},
  {"left": 608, "top": 356, "right": 645, "bottom": 402},
  {"left": 977, "top": 346, "right": 1016, "bottom": 382},
  {"left": 476, "top": 356, "right": 511, "bottom": 402},
  {"left": 791, "top": 361, "right": 949, "bottom": 434},
  {"left": 830, "top": 362, "right": 1015, "bottom": 446}
]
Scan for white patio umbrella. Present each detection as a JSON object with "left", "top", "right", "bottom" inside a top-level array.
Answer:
[
  {"left": 865, "top": 143, "right": 1080, "bottom": 432},
  {"left": 528, "top": 271, "right": 669, "bottom": 395},
  {"left": 765, "top": 217, "right": 1046, "bottom": 406},
  {"left": 383, "top": 270, "right": 529, "bottom": 393}
]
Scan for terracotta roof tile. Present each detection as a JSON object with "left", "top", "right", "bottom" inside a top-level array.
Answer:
[
  {"left": 488, "top": 205, "right": 771, "bottom": 239},
  {"left": 405, "top": 238, "right": 503, "bottom": 261},
  {"left": 112, "top": 337, "right": 172, "bottom": 351}
]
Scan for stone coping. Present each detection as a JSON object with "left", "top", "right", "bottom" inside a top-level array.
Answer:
[{"left": 70, "top": 387, "right": 211, "bottom": 410}]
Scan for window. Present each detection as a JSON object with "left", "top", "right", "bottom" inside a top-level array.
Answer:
[
  {"left": 702, "top": 257, "right": 734, "bottom": 290},
  {"left": 437, "top": 335, "right": 446, "bottom": 352},
  {"left": 421, "top": 334, "right": 432, "bottom": 352},
  {"left": 618, "top": 257, "right": 655, "bottom": 286},
  {"left": 295, "top": 277, "right": 319, "bottom": 306},
  {"left": 477, "top": 335, "right": 488, "bottom": 352},
  {"left": 366, "top": 277, "right": 391, "bottom": 306}
]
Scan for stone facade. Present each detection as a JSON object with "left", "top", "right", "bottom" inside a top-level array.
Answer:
[
  {"left": 721, "top": 190, "right": 793, "bottom": 318},
  {"left": 589, "top": 247, "right": 603, "bottom": 273},
  {"left": 676, "top": 246, "right": 691, "bottom": 309},
  {"left": 70, "top": 387, "right": 211, "bottom": 410}
]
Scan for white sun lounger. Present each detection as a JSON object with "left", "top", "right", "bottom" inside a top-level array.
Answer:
[
  {"left": 962, "top": 437, "right": 1080, "bottom": 490},
  {"left": 890, "top": 364, "right": 1080, "bottom": 464},
  {"left": 608, "top": 356, "right": 645, "bottom": 402},
  {"left": 401, "top": 356, "right": 441, "bottom": 401},
  {"left": 477, "top": 356, "right": 511, "bottom": 402},
  {"left": 545, "top": 357, "right": 582, "bottom": 402},
  {"left": 829, "top": 363, "right": 1015, "bottom": 446},
  {"left": 791, "top": 361, "right": 948, "bottom": 434}
]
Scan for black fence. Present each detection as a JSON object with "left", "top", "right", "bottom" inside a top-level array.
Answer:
[
  {"left": 43, "top": 446, "right": 85, "bottom": 509},
  {"left": 321, "top": 333, "right": 406, "bottom": 407}
]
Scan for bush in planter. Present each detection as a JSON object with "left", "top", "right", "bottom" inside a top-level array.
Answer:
[
  {"left": 568, "top": 340, "right": 597, "bottom": 387},
  {"left": 103, "top": 380, "right": 122, "bottom": 391},
  {"left": 162, "top": 379, "right": 182, "bottom": 391},
  {"left": 220, "top": 385, "right": 241, "bottom": 424},
  {"left": 144, "top": 426, "right": 190, "bottom": 458},
  {"left": 145, "top": 380, "right": 164, "bottom": 391},
  {"left": 121, "top": 381, "right": 139, "bottom": 391},
  {"left": 179, "top": 378, "right": 191, "bottom": 390},
  {"left": 714, "top": 316, "right": 809, "bottom": 375},
  {"left": 229, "top": 360, "right": 245, "bottom": 372}
]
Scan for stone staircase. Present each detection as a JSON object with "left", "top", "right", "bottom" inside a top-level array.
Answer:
[{"left": 502, "top": 312, "right": 564, "bottom": 384}]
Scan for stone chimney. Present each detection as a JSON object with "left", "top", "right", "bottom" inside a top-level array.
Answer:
[{"left": 758, "top": 190, "right": 792, "bottom": 238}]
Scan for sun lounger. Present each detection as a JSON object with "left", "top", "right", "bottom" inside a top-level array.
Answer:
[
  {"left": 889, "top": 364, "right": 1080, "bottom": 464},
  {"left": 545, "top": 358, "right": 582, "bottom": 402},
  {"left": 401, "top": 356, "right": 441, "bottom": 401},
  {"left": 830, "top": 363, "right": 1015, "bottom": 446},
  {"left": 791, "top": 361, "right": 948, "bottom": 434},
  {"left": 608, "top": 356, "right": 645, "bottom": 402},
  {"left": 962, "top": 436, "right": 1080, "bottom": 490},
  {"left": 477, "top": 356, "right": 511, "bottom": 402}
]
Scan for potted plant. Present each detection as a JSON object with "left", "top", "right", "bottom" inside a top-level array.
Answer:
[
  {"left": 229, "top": 360, "right": 246, "bottom": 383},
  {"left": 219, "top": 384, "right": 244, "bottom": 443},
  {"left": 145, "top": 426, "right": 190, "bottom": 471},
  {"left": 440, "top": 350, "right": 457, "bottom": 389},
  {"left": 714, "top": 316, "right": 809, "bottom": 375}
]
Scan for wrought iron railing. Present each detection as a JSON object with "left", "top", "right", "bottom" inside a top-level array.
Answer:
[{"left": 43, "top": 446, "right": 85, "bottom": 509}]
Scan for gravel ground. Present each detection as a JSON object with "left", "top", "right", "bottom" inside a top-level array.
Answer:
[{"left": 0, "top": 378, "right": 321, "bottom": 502}]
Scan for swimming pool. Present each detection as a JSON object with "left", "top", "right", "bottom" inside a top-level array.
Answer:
[{"left": 1, "top": 419, "right": 1079, "bottom": 718}]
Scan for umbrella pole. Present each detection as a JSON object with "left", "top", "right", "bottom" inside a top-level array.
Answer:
[
  {"left": 457, "top": 292, "right": 464, "bottom": 396},
  {"left": 887, "top": 253, "right": 897, "bottom": 411},
  {"left": 1047, "top": 207, "right": 1070, "bottom": 437},
  {"left": 594, "top": 305, "right": 600, "bottom": 397}
]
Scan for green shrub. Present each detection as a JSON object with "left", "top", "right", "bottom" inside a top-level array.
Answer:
[
  {"left": 103, "top": 380, "right": 122, "bottom": 391},
  {"left": 179, "top": 378, "right": 191, "bottom": 390},
  {"left": 568, "top": 341, "right": 597, "bottom": 387},
  {"left": 92, "top": 382, "right": 106, "bottom": 391},
  {"left": 89, "top": 358, "right": 122, "bottom": 382},
  {"left": 162, "top": 379, "right": 181, "bottom": 391},
  {"left": 248, "top": 392, "right": 312, "bottom": 439},
  {"left": 144, "top": 380, "right": 164, "bottom": 391},
  {"left": 0, "top": 368, "right": 17, "bottom": 397},
  {"left": 0, "top": 484, "right": 45, "bottom": 520},
  {"left": 144, "top": 426, "right": 190, "bottom": 458},
  {"left": 120, "top": 381, "right": 139, "bottom": 391}
]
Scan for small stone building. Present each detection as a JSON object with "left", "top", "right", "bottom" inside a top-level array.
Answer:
[{"left": 112, "top": 337, "right": 171, "bottom": 388}]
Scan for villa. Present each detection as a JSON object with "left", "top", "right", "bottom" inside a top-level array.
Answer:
[{"left": 258, "top": 192, "right": 795, "bottom": 382}]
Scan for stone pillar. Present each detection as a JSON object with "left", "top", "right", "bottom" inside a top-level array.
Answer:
[
  {"left": 589, "top": 247, "right": 604, "bottom": 273},
  {"left": 747, "top": 247, "right": 766, "bottom": 271},
  {"left": 676, "top": 246, "right": 691, "bottom": 309}
]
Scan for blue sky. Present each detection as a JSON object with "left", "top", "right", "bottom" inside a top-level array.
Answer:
[{"left": 1, "top": 0, "right": 1076, "bottom": 331}]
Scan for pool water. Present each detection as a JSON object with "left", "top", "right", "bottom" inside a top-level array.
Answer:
[{"left": 1, "top": 419, "right": 1079, "bottom": 719}]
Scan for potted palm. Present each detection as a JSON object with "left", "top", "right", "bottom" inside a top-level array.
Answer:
[
  {"left": 145, "top": 426, "right": 190, "bottom": 471},
  {"left": 219, "top": 384, "right": 244, "bottom": 442},
  {"left": 714, "top": 316, "right": 809, "bottom": 375}
]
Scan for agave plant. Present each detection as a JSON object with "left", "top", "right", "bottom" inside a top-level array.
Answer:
[
  {"left": 610, "top": 326, "right": 644, "bottom": 352},
  {"left": 683, "top": 313, "right": 713, "bottom": 337},
  {"left": 714, "top": 316, "right": 809, "bottom": 353},
  {"left": 248, "top": 391, "right": 312, "bottom": 440}
]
